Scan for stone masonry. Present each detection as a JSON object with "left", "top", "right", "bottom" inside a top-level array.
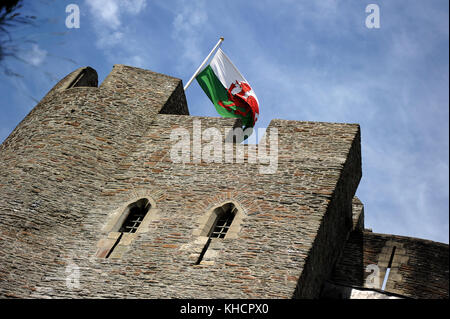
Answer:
[
  {"left": 326, "top": 230, "right": 449, "bottom": 298},
  {"left": 0, "top": 65, "right": 447, "bottom": 299}
]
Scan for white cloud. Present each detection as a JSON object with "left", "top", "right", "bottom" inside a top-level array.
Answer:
[
  {"left": 85, "top": 0, "right": 147, "bottom": 30},
  {"left": 96, "top": 31, "right": 124, "bottom": 48},
  {"left": 171, "top": 0, "right": 208, "bottom": 70},
  {"left": 121, "top": 0, "right": 147, "bottom": 15},
  {"left": 84, "top": 0, "right": 150, "bottom": 68},
  {"left": 87, "top": 0, "right": 121, "bottom": 29},
  {"left": 22, "top": 44, "right": 47, "bottom": 66},
  {"left": 85, "top": 0, "right": 148, "bottom": 53}
]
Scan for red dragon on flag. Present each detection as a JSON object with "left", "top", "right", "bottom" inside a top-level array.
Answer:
[
  {"left": 218, "top": 80, "right": 260, "bottom": 126},
  {"left": 195, "top": 48, "right": 260, "bottom": 129}
]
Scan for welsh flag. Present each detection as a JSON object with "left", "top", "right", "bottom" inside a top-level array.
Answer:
[{"left": 196, "top": 48, "right": 259, "bottom": 128}]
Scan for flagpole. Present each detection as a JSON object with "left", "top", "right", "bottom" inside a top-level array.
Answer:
[{"left": 184, "top": 37, "right": 224, "bottom": 91}]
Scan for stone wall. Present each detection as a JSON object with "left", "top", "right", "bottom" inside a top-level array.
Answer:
[
  {"left": 0, "top": 65, "right": 361, "bottom": 298},
  {"left": 328, "top": 231, "right": 449, "bottom": 299},
  {"left": 321, "top": 281, "right": 403, "bottom": 299}
]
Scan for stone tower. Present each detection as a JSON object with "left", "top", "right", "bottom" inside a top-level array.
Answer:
[{"left": 0, "top": 65, "right": 447, "bottom": 299}]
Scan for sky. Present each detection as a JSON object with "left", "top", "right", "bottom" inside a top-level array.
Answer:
[{"left": 0, "top": 0, "right": 448, "bottom": 244}]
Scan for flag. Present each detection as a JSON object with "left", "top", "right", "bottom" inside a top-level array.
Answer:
[{"left": 195, "top": 48, "right": 259, "bottom": 128}]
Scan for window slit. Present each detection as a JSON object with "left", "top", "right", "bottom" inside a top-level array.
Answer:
[
  {"left": 196, "top": 204, "right": 237, "bottom": 265},
  {"left": 381, "top": 246, "right": 396, "bottom": 291},
  {"left": 104, "top": 198, "right": 150, "bottom": 258},
  {"left": 119, "top": 203, "right": 149, "bottom": 233}
]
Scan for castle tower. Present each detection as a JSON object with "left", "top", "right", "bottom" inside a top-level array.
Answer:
[{"left": 0, "top": 65, "right": 447, "bottom": 299}]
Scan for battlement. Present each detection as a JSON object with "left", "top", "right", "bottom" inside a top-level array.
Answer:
[
  {"left": 325, "top": 230, "right": 449, "bottom": 299},
  {"left": 0, "top": 66, "right": 447, "bottom": 299}
]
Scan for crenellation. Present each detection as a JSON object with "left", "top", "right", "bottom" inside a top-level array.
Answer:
[
  {"left": 0, "top": 65, "right": 447, "bottom": 299},
  {"left": 328, "top": 230, "right": 448, "bottom": 298}
]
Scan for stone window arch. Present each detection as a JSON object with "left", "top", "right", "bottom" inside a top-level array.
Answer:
[
  {"left": 207, "top": 202, "right": 238, "bottom": 238},
  {"left": 95, "top": 197, "right": 155, "bottom": 259},
  {"left": 113, "top": 198, "right": 151, "bottom": 233},
  {"left": 189, "top": 201, "right": 245, "bottom": 265},
  {"left": 195, "top": 201, "right": 244, "bottom": 240}
]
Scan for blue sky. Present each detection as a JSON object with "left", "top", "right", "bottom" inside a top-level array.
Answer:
[{"left": 0, "top": 0, "right": 448, "bottom": 243}]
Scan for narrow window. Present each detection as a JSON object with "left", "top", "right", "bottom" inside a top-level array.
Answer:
[
  {"left": 209, "top": 205, "right": 236, "bottom": 238},
  {"left": 381, "top": 246, "right": 396, "bottom": 291},
  {"left": 105, "top": 198, "right": 150, "bottom": 258},
  {"left": 119, "top": 199, "right": 150, "bottom": 233},
  {"left": 196, "top": 203, "right": 237, "bottom": 264}
]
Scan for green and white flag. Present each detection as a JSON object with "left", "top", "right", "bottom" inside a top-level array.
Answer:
[{"left": 195, "top": 48, "right": 259, "bottom": 128}]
